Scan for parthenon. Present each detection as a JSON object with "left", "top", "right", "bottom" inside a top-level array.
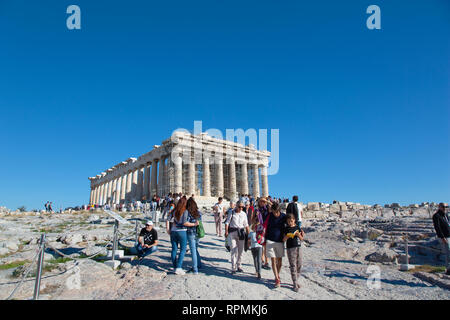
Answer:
[{"left": 88, "top": 131, "right": 271, "bottom": 205}]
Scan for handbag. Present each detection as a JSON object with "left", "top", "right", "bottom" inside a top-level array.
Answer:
[{"left": 197, "top": 220, "right": 205, "bottom": 239}]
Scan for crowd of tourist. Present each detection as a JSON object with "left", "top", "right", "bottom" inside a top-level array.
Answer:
[{"left": 131, "top": 193, "right": 306, "bottom": 291}]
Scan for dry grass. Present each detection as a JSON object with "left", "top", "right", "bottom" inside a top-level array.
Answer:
[{"left": 408, "top": 265, "right": 446, "bottom": 273}]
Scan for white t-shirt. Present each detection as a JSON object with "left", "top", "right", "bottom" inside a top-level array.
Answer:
[{"left": 214, "top": 202, "right": 225, "bottom": 215}]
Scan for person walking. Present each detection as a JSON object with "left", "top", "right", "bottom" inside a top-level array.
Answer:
[
  {"left": 186, "top": 197, "right": 203, "bottom": 274},
  {"left": 255, "top": 197, "right": 270, "bottom": 270},
  {"left": 244, "top": 201, "right": 254, "bottom": 227},
  {"left": 283, "top": 213, "right": 305, "bottom": 292},
  {"left": 213, "top": 197, "right": 226, "bottom": 237},
  {"left": 248, "top": 214, "right": 263, "bottom": 279},
  {"left": 432, "top": 203, "right": 450, "bottom": 275},
  {"left": 225, "top": 201, "right": 250, "bottom": 274},
  {"left": 265, "top": 202, "right": 287, "bottom": 288},
  {"left": 166, "top": 196, "right": 198, "bottom": 275},
  {"left": 286, "top": 195, "right": 304, "bottom": 228}
]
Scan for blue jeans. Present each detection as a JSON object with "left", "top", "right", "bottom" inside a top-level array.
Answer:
[
  {"left": 170, "top": 231, "right": 187, "bottom": 269},
  {"left": 187, "top": 232, "right": 202, "bottom": 272},
  {"left": 135, "top": 244, "right": 158, "bottom": 258}
]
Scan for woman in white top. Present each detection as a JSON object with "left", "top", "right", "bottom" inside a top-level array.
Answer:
[{"left": 225, "top": 200, "right": 250, "bottom": 274}]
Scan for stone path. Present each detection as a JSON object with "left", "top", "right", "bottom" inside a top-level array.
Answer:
[{"left": 125, "top": 213, "right": 450, "bottom": 300}]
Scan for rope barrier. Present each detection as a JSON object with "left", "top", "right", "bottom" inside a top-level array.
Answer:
[{"left": 5, "top": 245, "right": 43, "bottom": 300}]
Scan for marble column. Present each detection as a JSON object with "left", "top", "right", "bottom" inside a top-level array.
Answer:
[
  {"left": 98, "top": 183, "right": 104, "bottom": 205},
  {"left": 106, "top": 180, "right": 112, "bottom": 205},
  {"left": 203, "top": 156, "right": 211, "bottom": 197},
  {"left": 126, "top": 170, "right": 133, "bottom": 201},
  {"left": 89, "top": 188, "right": 94, "bottom": 205},
  {"left": 143, "top": 163, "right": 151, "bottom": 200},
  {"left": 174, "top": 154, "right": 183, "bottom": 194},
  {"left": 163, "top": 158, "right": 168, "bottom": 196},
  {"left": 120, "top": 174, "right": 127, "bottom": 202},
  {"left": 241, "top": 162, "right": 249, "bottom": 196},
  {"left": 150, "top": 159, "right": 158, "bottom": 197},
  {"left": 187, "top": 156, "right": 196, "bottom": 196},
  {"left": 252, "top": 164, "right": 260, "bottom": 198},
  {"left": 215, "top": 157, "right": 224, "bottom": 197},
  {"left": 137, "top": 166, "right": 144, "bottom": 200},
  {"left": 158, "top": 157, "right": 164, "bottom": 197},
  {"left": 130, "top": 168, "right": 137, "bottom": 200},
  {"left": 261, "top": 165, "right": 269, "bottom": 197},
  {"left": 111, "top": 178, "right": 118, "bottom": 204},
  {"left": 229, "top": 160, "right": 237, "bottom": 201},
  {"left": 94, "top": 186, "right": 99, "bottom": 205}
]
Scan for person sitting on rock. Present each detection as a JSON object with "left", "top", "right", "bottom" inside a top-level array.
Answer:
[{"left": 135, "top": 221, "right": 159, "bottom": 259}]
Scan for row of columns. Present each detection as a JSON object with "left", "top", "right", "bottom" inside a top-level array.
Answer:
[
  {"left": 90, "top": 156, "right": 168, "bottom": 206},
  {"left": 90, "top": 156, "right": 269, "bottom": 205},
  {"left": 172, "top": 154, "right": 268, "bottom": 202}
]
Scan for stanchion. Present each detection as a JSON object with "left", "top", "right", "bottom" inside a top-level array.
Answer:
[
  {"left": 112, "top": 220, "right": 118, "bottom": 264},
  {"left": 135, "top": 220, "right": 139, "bottom": 245},
  {"left": 33, "top": 234, "right": 46, "bottom": 300},
  {"left": 400, "top": 233, "right": 413, "bottom": 271}
]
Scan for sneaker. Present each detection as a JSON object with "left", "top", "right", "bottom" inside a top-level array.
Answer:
[
  {"left": 175, "top": 268, "right": 185, "bottom": 275},
  {"left": 237, "top": 268, "right": 244, "bottom": 273},
  {"left": 257, "top": 273, "right": 261, "bottom": 279},
  {"left": 262, "top": 263, "right": 270, "bottom": 270},
  {"left": 293, "top": 284, "right": 299, "bottom": 292}
]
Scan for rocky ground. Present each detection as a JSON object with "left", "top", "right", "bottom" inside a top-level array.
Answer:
[{"left": 0, "top": 208, "right": 449, "bottom": 300}]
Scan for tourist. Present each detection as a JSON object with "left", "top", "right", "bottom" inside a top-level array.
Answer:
[
  {"left": 255, "top": 197, "right": 270, "bottom": 270},
  {"left": 432, "top": 203, "right": 450, "bottom": 275},
  {"left": 44, "top": 201, "right": 49, "bottom": 212},
  {"left": 265, "top": 202, "right": 287, "bottom": 288},
  {"left": 186, "top": 197, "right": 202, "bottom": 274},
  {"left": 48, "top": 202, "right": 53, "bottom": 213},
  {"left": 248, "top": 214, "right": 263, "bottom": 279},
  {"left": 244, "top": 201, "right": 254, "bottom": 227},
  {"left": 135, "top": 221, "right": 159, "bottom": 259},
  {"left": 225, "top": 200, "right": 250, "bottom": 274},
  {"left": 286, "top": 195, "right": 304, "bottom": 228},
  {"left": 282, "top": 213, "right": 305, "bottom": 292},
  {"left": 166, "top": 196, "right": 198, "bottom": 275},
  {"left": 213, "top": 197, "right": 226, "bottom": 237},
  {"left": 224, "top": 201, "right": 235, "bottom": 224}
]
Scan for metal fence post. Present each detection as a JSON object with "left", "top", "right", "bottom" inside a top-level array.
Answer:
[
  {"left": 405, "top": 234, "right": 409, "bottom": 265},
  {"left": 112, "top": 220, "right": 118, "bottom": 263},
  {"left": 135, "top": 220, "right": 139, "bottom": 245},
  {"left": 33, "top": 234, "right": 46, "bottom": 300}
]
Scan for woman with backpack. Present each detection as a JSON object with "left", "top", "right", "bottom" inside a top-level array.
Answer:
[
  {"left": 166, "top": 196, "right": 198, "bottom": 275},
  {"left": 186, "top": 197, "right": 203, "bottom": 274}
]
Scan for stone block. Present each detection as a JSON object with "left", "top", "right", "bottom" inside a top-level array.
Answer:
[
  {"left": 307, "top": 202, "right": 320, "bottom": 211},
  {"left": 104, "top": 260, "right": 121, "bottom": 270}
]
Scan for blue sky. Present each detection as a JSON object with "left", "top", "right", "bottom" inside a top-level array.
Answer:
[{"left": 0, "top": 0, "right": 449, "bottom": 210}]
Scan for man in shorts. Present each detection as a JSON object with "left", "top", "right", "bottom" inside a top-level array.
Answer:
[{"left": 265, "top": 202, "right": 286, "bottom": 288}]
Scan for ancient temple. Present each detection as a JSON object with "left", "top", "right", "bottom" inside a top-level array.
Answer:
[{"left": 88, "top": 131, "right": 270, "bottom": 205}]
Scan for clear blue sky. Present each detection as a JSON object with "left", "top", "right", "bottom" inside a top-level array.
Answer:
[{"left": 0, "top": 0, "right": 449, "bottom": 210}]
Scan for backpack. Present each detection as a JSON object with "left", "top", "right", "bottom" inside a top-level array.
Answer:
[{"left": 255, "top": 212, "right": 269, "bottom": 245}]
